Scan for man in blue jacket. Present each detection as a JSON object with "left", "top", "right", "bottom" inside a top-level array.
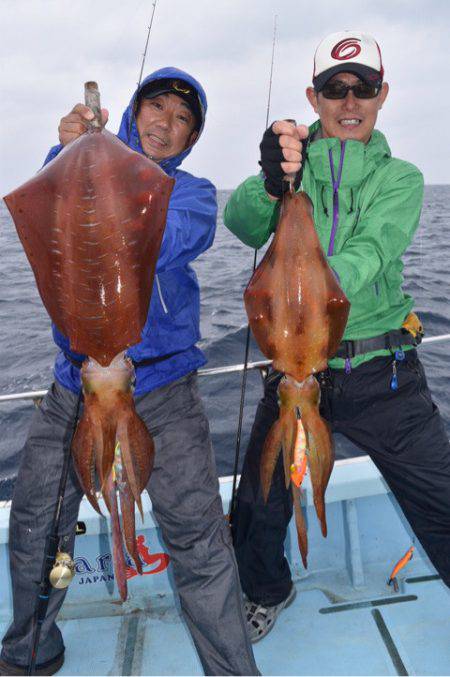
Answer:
[{"left": 0, "top": 67, "right": 258, "bottom": 676}]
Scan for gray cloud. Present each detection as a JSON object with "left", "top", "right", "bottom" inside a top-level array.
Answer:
[{"left": 1, "top": 0, "right": 449, "bottom": 193}]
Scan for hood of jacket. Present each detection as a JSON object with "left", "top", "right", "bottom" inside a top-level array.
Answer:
[{"left": 117, "top": 66, "right": 207, "bottom": 175}]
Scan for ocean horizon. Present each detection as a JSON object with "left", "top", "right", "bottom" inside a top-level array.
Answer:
[{"left": 1, "top": 186, "right": 449, "bottom": 499}]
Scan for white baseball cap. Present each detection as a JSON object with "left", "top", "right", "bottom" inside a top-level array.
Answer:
[{"left": 313, "top": 31, "right": 384, "bottom": 91}]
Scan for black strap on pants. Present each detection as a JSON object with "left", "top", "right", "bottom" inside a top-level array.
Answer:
[{"left": 333, "top": 329, "right": 418, "bottom": 359}]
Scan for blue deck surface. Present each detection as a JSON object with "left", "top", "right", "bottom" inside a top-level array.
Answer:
[
  {"left": 1, "top": 570, "right": 448, "bottom": 675},
  {"left": 1, "top": 460, "right": 449, "bottom": 675}
]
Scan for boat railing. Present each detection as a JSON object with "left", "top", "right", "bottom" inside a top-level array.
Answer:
[{"left": 1, "top": 333, "right": 450, "bottom": 406}]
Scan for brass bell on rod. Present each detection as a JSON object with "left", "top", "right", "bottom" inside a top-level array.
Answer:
[{"left": 49, "top": 551, "right": 75, "bottom": 589}]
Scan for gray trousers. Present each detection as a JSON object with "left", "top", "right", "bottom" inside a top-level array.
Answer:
[{"left": 1, "top": 373, "right": 258, "bottom": 676}]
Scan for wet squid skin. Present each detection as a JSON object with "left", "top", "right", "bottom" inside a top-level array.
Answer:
[
  {"left": 4, "top": 124, "right": 174, "bottom": 600},
  {"left": 71, "top": 353, "right": 154, "bottom": 600},
  {"left": 244, "top": 190, "right": 350, "bottom": 567}
]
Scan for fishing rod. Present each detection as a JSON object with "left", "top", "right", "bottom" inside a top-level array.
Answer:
[
  {"left": 137, "top": 0, "right": 158, "bottom": 89},
  {"left": 27, "top": 394, "right": 82, "bottom": 676},
  {"left": 128, "top": 0, "right": 158, "bottom": 139},
  {"left": 229, "top": 15, "right": 278, "bottom": 524}
]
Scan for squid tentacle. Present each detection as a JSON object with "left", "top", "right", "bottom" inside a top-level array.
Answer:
[
  {"left": 119, "top": 469, "right": 143, "bottom": 575},
  {"left": 281, "top": 410, "right": 298, "bottom": 490},
  {"left": 260, "top": 419, "right": 283, "bottom": 503},
  {"left": 116, "top": 407, "right": 154, "bottom": 520},
  {"left": 106, "top": 473, "right": 128, "bottom": 601},
  {"left": 292, "top": 484, "right": 308, "bottom": 569},
  {"left": 72, "top": 412, "right": 103, "bottom": 515}
]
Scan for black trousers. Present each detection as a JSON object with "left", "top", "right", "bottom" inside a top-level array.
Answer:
[{"left": 231, "top": 350, "right": 450, "bottom": 606}]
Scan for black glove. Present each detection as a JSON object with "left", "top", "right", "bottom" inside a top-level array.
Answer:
[{"left": 259, "top": 121, "right": 304, "bottom": 198}]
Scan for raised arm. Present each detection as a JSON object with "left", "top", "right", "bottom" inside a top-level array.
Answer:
[
  {"left": 224, "top": 121, "right": 308, "bottom": 248},
  {"left": 44, "top": 103, "right": 109, "bottom": 164}
]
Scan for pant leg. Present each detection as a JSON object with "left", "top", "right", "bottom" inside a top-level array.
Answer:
[
  {"left": 136, "top": 372, "right": 258, "bottom": 676},
  {"left": 231, "top": 370, "right": 294, "bottom": 606},
  {"left": 1, "top": 382, "right": 84, "bottom": 666},
  {"left": 329, "top": 350, "right": 450, "bottom": 587}
]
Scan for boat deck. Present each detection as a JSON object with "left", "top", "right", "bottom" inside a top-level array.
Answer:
[
  {"left": 1, "top": 457, "right": 449, "bottom": 676},
  {"left": 1, "top": 568, "right": 446, "bottom": 675}
]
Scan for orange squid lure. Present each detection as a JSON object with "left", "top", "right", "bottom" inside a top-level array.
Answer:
[
  {"left": 388, "top": 545, "right": 414, "bottom": 591},
  {"left": 290, "top": 419, "right": 307, "bottom": 488}
]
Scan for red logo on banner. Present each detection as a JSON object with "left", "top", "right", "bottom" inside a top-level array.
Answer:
[
  {"left": 126, "top": 535, "right": 170, "bottom": 579},
  {"left": 331, "top": 38, "right": 361, "bottom": 61}
]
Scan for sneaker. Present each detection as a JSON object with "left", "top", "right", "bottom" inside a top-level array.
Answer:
[
  {"left": 244, "top": 585, "right": 297, "bottom": 643},
  {"left": 0, "top": 651, "right": 64, "bottom": 676}
]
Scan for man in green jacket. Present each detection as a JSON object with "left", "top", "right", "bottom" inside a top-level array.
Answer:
[{"left": 224, "top": 30, "right": 450, "bottom": 642}]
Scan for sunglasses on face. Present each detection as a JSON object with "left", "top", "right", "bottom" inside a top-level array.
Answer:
[{"left": 319, "top": 81, "right": 382, "bottom": 100}]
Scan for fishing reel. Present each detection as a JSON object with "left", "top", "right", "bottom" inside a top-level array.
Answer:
[{"left": 49, "top": 551, "right": 75, "bottom": 589}]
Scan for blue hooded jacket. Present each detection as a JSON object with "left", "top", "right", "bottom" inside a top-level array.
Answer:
[{"left": 45, "top": 67, "right": 217, "bottom": 396}]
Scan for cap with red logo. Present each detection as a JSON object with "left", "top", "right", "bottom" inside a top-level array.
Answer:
[{"left": 313, "top": 31, "right": 384, "bottom": 92}]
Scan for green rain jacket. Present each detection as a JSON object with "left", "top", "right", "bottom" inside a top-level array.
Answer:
[{"left": 224, "top": 120, "right": 424, "bottom": 369}]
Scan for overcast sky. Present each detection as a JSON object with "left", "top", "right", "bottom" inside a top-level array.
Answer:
[{"left": 1, "top": 0, "right": 449, "bottom": 193}]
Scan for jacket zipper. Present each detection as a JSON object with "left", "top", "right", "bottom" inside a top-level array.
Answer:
[
  {"left": 155, "top": 274, "right": 168, "bottom": 314},
  {"left": 327, "top": 141, "right": 346, "bottom": 256}
]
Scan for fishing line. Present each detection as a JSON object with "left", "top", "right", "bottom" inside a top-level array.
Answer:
[
  {"left": 229, "top": 15, "right": 278, "bottom": 524},
  {"left": 265, "top": 15, "right": 278, "bottom": 132},
  {"left": 128, "top": 0, "right": 158, "bottom": 139}
]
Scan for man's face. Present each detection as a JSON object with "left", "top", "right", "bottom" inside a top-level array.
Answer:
[
  {"left": 136, "top": 92, "right": 198, "bottom": 161},
  {"left": 306, "top": 72, "right": 389, "bottom": 144}
]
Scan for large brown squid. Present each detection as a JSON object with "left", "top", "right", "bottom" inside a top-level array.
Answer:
[
  {"left": 4, "top": 83, "right": 174, "bottom": 599},
  {"left": 244, "top": 185, "right": 350, "bottom": 567}
]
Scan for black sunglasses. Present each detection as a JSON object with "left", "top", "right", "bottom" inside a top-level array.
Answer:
[{"left": 319, "top": 81, "right": 382, "bottom": 100}]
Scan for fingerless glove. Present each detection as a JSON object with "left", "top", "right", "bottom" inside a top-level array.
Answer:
[{"left": 259, "top": 123, "right": 302, "bottom": 198}]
